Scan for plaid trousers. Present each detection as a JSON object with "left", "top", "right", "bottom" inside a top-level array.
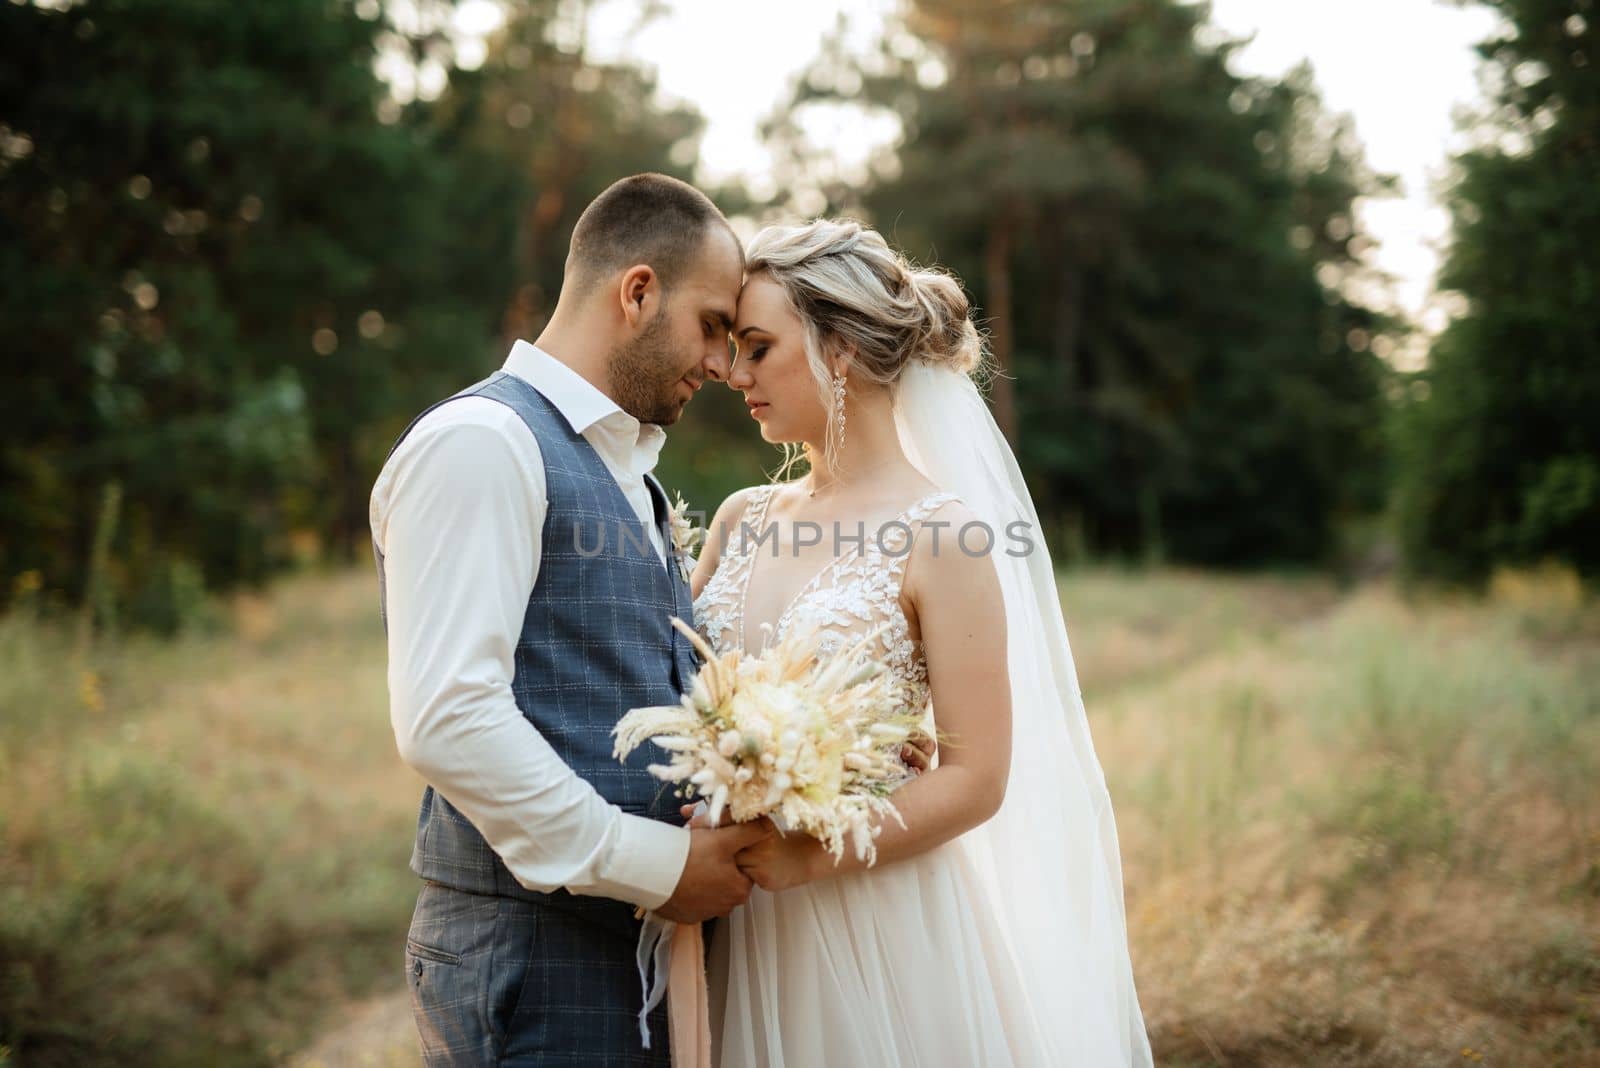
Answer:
[{"left": 406, "top": 880, "right": 672, "bottom": 1066}]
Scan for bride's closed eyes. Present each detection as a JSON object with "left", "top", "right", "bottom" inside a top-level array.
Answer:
[
  {"left": 733, "top": 322, "right": 773, "bottom": 365},
  {"left": 734, "top": 334, "right": 770, "bottom": 363}
]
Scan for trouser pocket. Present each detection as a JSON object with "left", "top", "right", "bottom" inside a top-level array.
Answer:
[{"left": 405, "top": 882, "right": 494, "bottom": 1065}]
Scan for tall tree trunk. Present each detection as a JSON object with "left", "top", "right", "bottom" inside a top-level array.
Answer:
[
  {"left": 1054, "top": 261, "right": 1082, "bottom": 397},
  {"left": 329, "top": 433, "right": 363, "bottom": 562},
  {"left": 984, "top": 221, "right": 1018, "bottom": 443},
  {"left": 503, "top": 1, "right": 594, "bottom": 345}
]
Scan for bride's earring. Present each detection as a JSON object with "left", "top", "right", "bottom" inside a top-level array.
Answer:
[{"left": 831, "top": 372, "right": 848, "bottom": 452}]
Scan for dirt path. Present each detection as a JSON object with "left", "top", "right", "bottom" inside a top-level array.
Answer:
[{"left": 286, "top": 992, "right": 418, "bottom": 1068}]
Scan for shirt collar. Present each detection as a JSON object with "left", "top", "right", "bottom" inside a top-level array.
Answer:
[{"left": 503, "top": 339, "right": 668, "bottom": 476}]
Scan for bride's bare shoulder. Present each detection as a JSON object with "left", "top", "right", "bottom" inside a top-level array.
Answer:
[
  {"left": 698, "top": 483, "right": 783, "bottom": 568},
  {"left": 901, "top": 493, "right": 986, "bottom": 577},
  {"left": 909, "top": 495, "right": 981, "bottom": 553},
  {"left": 895, "top": 495, "right": 997, "bottom": 641},
  {"left": 710, "top": 482, "right": 784, "bottom": 529}
]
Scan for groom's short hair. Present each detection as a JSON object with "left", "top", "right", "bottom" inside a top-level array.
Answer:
[{"left": 567, "top": 174, "right": 736, "bottom": 295}]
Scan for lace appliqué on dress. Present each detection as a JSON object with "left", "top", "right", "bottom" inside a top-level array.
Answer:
[{"left": 692, "top": 484, "right": 961, "bottom": 716}]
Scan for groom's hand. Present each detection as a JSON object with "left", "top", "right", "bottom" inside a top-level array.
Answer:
[{"left": 655, "top": 821, "right": 775, "bottom": 924}]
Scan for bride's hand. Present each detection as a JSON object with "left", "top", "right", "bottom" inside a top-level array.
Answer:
[
  {"left": 733, "top": 821, "right": 828, "bottom": 893},
  {"left": 679, "top": 806, "right": 822, "bottom": 890},
  {"left": 901, "top": 728, "right": 936, "bottom": 774}
]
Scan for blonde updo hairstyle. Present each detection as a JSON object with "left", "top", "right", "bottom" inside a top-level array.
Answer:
[{"left": 743, "top": 219, "right": 987, "bottom": 480}]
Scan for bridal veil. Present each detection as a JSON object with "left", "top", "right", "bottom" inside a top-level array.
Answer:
[{"left": 892, "top": 359, "right": 1153, "bottom": 1066}]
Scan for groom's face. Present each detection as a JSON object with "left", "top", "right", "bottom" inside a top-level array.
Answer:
[{"left": 609, "top": 228, "right": 742, "bottom": 426}]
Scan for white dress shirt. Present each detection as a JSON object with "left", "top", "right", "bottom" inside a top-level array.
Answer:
[{"left": 370, "top": 340, "right": 689, "bottom": 909}]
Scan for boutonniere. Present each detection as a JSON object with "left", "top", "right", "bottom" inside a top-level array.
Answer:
[{"left": 667, "top": 490, "right": 705, "bottom": 583}]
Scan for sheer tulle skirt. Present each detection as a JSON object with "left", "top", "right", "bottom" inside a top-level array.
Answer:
[{"left": 707, "top": 837, "right": 1050, "bottom": 1067}]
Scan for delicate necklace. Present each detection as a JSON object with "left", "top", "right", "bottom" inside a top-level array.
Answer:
[{"left": 804, "top": 458, "right": 899, "bottom": 499}]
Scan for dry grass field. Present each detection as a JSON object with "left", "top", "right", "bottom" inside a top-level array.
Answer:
[{"left": 2, "top": 564, "right": 1595, "bottom": 1066}]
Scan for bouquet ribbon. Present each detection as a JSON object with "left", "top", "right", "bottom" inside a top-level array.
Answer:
[
  {"left": 636, "top": 798, "right": 715, "bottom": 1068},
  {"left": 634, "top": 914, "right": 712, "bottom": 1068}
]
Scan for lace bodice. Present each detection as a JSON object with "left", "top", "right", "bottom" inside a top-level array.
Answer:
[{"left": 692, "top": 483, "right": 961, "bottom": 715}]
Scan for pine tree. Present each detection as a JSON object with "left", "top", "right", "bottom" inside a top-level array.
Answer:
[
  {"left": 770, "top": 0, "right": 1392, "bottom": 564},
  {"left": 1394, "top": 0, "right": 1599, "bottom": 584},
  {"left": 0, "top": 0, "right": 705, "bottom": 626}
]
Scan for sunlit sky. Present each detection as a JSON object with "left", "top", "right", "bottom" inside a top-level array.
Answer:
[{"left": 454, "top": 0, "right": 1507, "bottom": 333}]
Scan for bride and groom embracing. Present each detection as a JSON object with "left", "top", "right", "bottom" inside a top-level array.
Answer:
[{"left": 370, "top": 173, "right": 1153, "bottom": 1066}]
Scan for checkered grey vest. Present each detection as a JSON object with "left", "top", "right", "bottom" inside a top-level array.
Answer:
[{"left": 375, "top": 370, "right": 699, "bottom": 902}]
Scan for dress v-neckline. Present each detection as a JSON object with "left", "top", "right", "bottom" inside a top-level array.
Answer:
[{"left": 734, "top": 484, "right": 940, "bottom": 657}]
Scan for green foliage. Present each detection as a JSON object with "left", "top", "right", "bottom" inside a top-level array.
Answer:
[
  {"left": 1394, "top": 0, "right": 1600, "bottom": 586},
  {"left": 768, "top": 0, "right": 1394, "bottom": 566},
  {"left": 0, "top": 0, "right": 484, "bottom": 626},
  {"left": 419, "top": 5, "right": 760, "bottom": 519},
  {"left": 0, "top": 0, "right": 706, "bottom": 628},
  {"left": 426, "top": 6, "right": 705, "bottom": 341}
]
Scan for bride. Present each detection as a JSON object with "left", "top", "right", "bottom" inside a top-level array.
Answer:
[{"left": 687, "top": 219, "right": 1153, "bottom": 1066}]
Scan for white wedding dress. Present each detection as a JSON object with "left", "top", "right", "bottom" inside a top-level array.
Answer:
[{"left": 692, "top": 481, "right": 1052, "bottom": 1067}]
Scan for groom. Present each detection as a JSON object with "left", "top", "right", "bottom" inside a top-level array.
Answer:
[{"left": 371, "top": 174, "right": 772, "bottom": 1065}]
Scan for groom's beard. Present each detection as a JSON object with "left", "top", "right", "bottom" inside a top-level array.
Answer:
[{"left": 609, "top": 310, "right": 693, "bottom": 426}]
